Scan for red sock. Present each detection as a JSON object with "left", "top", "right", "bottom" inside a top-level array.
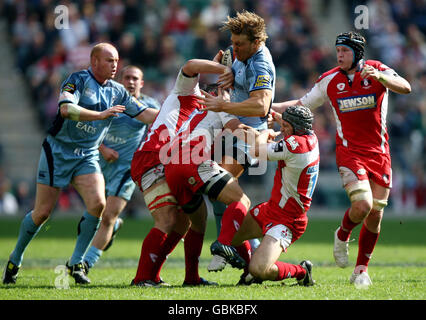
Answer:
[
  {"left": 356, "top": 224, "right": 379, "bottom": 267},
  {"left": 153, "top": 231, "right": 184, "bottom": 282},
  {"left": 337, "top": 209, "right": 360, "bottom": 241},
  {"left": 218, "top": 202, "right": 247, "bottom": 245},
  {"left": 133, "top": 228, "right": 167, "bottom": 283},
  {"left": 235, "top": 240, "right": 251, "bottom": 273},
  {"left": 184, "top": 228, "right": 204, "bottom": 284},
  {"left": 275, "top": 261, "right": 305, "bottom": 281}
]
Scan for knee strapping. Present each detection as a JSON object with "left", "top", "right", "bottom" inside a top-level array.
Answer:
[
  {"left": 144, "top": 181, "right": 177, "bottom": 214},
  {"left": 372, "top": 198, "right": 388, "bottom": 211},
  {"left": 345, "top": 180, "right": 372, "bottom": 203}
]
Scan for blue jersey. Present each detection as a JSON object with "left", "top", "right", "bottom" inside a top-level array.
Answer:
[
  {"left": 47, "top": 68, "right": 148, "bottom": 153},
  {"left": 231, "top": 45, "right": 275, "bottom": 130},
  {"left": 102, "top": 94, "right": 160, "bottom": 163}
]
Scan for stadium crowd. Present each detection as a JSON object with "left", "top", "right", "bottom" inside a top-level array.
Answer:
[{"left": 0, "top": 0, "right": 424, "bottom": 214}]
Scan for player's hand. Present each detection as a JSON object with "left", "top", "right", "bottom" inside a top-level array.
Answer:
[
  {"left": 213, "top": 50, "right": 224, "bottom": 63},
  {"left": 217, "top": 66, "right": 234, "bottom": 90},
  {"left": 271, "top": 111, "right": 282, "bottom": 122},
  {"left": 360, "top": 65, "right": 381, "bottom": 81},
  {"left": 267, "top": 129, "right": 280, "bottom": 142},
  {"left": 99, "top": 105, "right": 126, "bottom": 120},
  {"left": 267, "top": 113, "right": 274, "bottom": 129},
  {"left": 99, "top": 144, "right": 119, "bottom": 163},
  {"left": 197, "top": 89, "right": 226, "bottom": 112}
]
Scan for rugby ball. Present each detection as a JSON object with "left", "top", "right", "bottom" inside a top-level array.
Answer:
[{"left": 221, "top": 46, "right": 235, "bottom": 67}]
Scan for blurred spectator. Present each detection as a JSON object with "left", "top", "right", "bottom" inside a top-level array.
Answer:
[
  {"left": 0, "top": 177, "right": 18, "bottom": 215},
  {"left": 59, "top": 3, "right": 89, "bottom": 51},
  {"left": 200, "top": 0, "right": 229, "bottom": 28},
  {"left": 14, "top": 180, "right": 33, "bottom": 214}
]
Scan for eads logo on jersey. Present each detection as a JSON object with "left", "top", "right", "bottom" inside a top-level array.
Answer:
[{"left": 337, "top": 94, "right": 377, "bottom": 113}]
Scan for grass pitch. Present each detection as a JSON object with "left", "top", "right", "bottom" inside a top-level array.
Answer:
[{"left": 0, "top": 213, "right": 425, "bottom": 301}]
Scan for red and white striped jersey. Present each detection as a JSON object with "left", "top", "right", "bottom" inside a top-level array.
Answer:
[
  {"left": 267, "top": 133, "right": 320, "bottom": 215},
  {"left": 131, "top": 69, "right": 202, "bottom": 173},
  {"left": 301, "top": 60, "right": 395, "bottom": 155}
]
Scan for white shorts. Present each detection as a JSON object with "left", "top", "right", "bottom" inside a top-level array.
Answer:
[{"left": 265, "top": 224, "right": 293, "bottom": 252}]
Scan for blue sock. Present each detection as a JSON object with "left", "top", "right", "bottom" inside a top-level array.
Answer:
[
  {"left": 83, "top": 245, "right": 103, "bottom": 268},
  {"left": 113, "top": 218, "right": 121, "bottom": 233},
  {"left": 69, "top": 211, "right": 101, "bottom": 266},
  {"left": 9, "top": 211, "right": 41, "bottom": 266}
]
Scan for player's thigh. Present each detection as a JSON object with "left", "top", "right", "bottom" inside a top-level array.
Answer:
[
  {"left": 216, "top": 178, "right": 248, "bottom": 207},
  {"left": 370, "top": 180, "right": 390, "bottom": 202},
  {"left": 72, "top": 172, "right": 106, "bottom": 213},
  {"left": 232, "top": 213, "right": 263, "bottom": 246}
]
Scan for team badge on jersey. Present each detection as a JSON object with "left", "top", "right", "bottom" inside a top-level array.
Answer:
[
  {"left": 62, "top": 83, "right": 76, "bottom": 93},
  {"left": 361, "top": 78, "right": 371, "bottom": 88},
  {"left": 337, "top": 83, "right": 345, "bottom": 91},
  {"left": 254, "top": 74, "right": 271, "bottom": 88}
]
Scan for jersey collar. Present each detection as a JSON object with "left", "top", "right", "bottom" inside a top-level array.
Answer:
[
  {"left": 242, "top": 45, "right": 264, "bottom": 65},
  {"left": 87, "top": 67, "right": 109, "bottom": 87}
]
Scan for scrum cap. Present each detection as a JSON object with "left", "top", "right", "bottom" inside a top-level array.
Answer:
[{"left": 282, "top": 105, "right": 314, "bottom": 135}]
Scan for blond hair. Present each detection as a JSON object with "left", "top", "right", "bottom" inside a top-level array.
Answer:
[{"left": 221, "top": 10, "right": 268, "bottom": 43}]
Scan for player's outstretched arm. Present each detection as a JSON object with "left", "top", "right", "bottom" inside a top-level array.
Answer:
[
  {"left": 135, "top": 107, "right": 159, "bottom": 124},
  {"left": 182, "top": 59, "right": 233, "bottom": 89},
  {"left": 199, "top": 88, "right": 272, "bottom": 117},
  {"left": 60, "top": 103, "right": 125, "bottom": 121},
  {"left": 271, "top": 99, "right": 301, "bottom": 113}
]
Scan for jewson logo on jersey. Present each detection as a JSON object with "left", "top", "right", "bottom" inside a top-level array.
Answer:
[
  {"left": 337, "top": 94, "right": 376, "bottom": 113},
  {"left": 307, "top": 164, "right": 319, "bottom": 174}
]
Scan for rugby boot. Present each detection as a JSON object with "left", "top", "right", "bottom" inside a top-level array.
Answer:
[
  {"left": 210, "top": 240, "right": 246, "bottom": 269},
  {"left": 2, "top": 260, "right": 20, "bottom": 284},
  {"left": 66, "top": 261, "right": 91, "bottom": 284},
  {"left": 297, "top": 260, "right": 315, "bottom": 286},
  {"left": 333, "top": 228, "right": 349, "bottom": 268},
  {"left": 182, "top": 277, "right": 218, "bottom": 287}
]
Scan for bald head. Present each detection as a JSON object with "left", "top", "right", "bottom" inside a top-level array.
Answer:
[
  {"left": 90, "top": 43, "right": 119, "bottom": 84},
  {"left": 90, "top": 43, "right": 118, "bottom": 60}
]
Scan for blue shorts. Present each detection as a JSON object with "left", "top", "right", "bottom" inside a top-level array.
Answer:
[
  {"left": 37, "top": 135, "right": 102, "bottom": 188},
  {"left": 100, "top": 157, "right": 135, "bottom": 201}
]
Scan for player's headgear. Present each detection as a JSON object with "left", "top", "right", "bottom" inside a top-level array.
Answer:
[
  {"left": 203, "top": 83, "right": 219, "bottom": 96},
  {"left": 282, "top": 105, "right": 314, "bottom": 135},
  {"left": 335, "top": 31, "right": 366, "bottom": 69}
]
